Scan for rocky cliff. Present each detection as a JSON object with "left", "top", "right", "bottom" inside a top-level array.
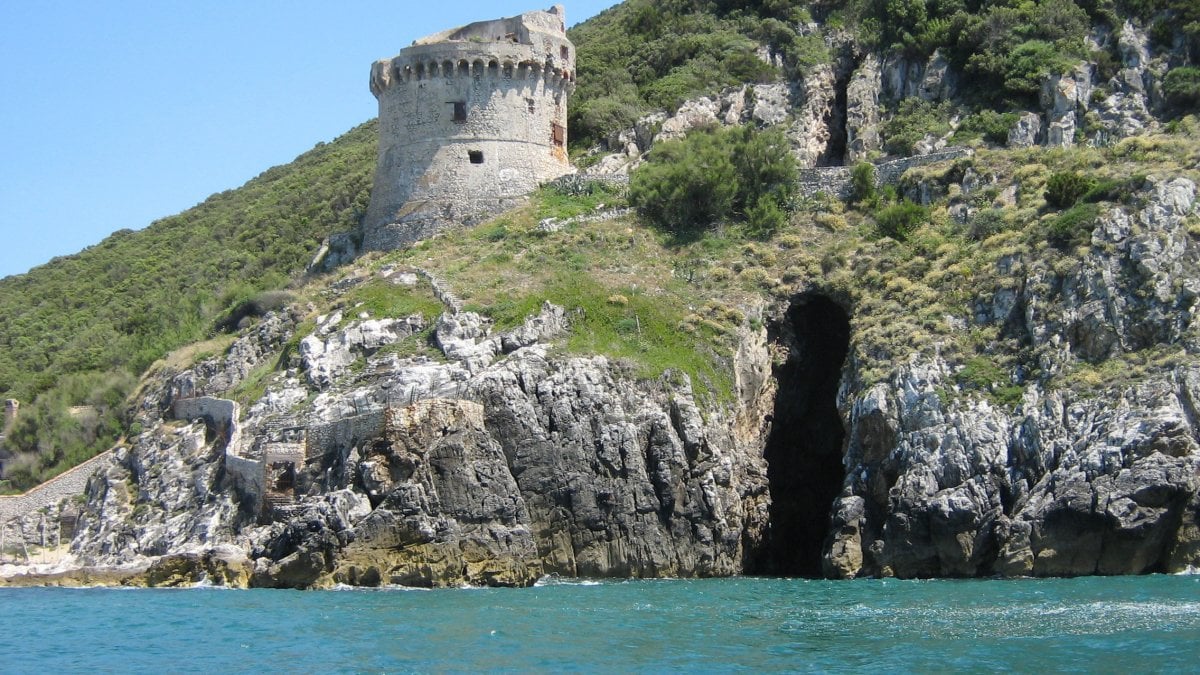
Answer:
[
  {"left": 17, "top": 296, "right": 768, "bottom": 588},
  {"left": 10, "top": 170, "right": 1196, "bottom": 587},
  {"left": 823, "top": 176, "right": 1200, "bottom": 578},
  {"left": 4, "top": 10, "right": 1200, "bottom": 588}
]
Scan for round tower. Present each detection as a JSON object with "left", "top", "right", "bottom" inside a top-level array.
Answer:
[{"left": 363, "top": 5, "right": 576, "bottom": 251}]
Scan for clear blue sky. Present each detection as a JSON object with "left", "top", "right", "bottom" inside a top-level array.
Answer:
[{"left": 0, "top": 1, "right": 619, "bottom": 279}]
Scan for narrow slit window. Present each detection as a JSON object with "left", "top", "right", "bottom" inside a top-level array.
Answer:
[
  {"left": 561, "top": 45, "right": 570, "bottom": 60},
  {"left": 452, "top": 101, "right": 467, "bottom": 123},
  {"left": 526, "top": 98, "right": 536, "bottom": 114},
  {"left": 469, "top": 150, "right": 484, "bottom": 164}
]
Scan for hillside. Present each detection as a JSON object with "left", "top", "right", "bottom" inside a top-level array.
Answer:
[
  {"left": 0, "top": 123, "right": 375, "bottom": 489},
  {"left": 4, "top": 0, "right": 1199, "bottom": 491},
  {"left": 3, "top": 0, "right": 1200, "bottom": 585}
]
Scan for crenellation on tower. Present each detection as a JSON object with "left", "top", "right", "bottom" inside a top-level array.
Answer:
[{"left": 363, "top": 5, "right": 576, "bottom": 252}]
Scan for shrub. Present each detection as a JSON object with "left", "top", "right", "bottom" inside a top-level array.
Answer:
[
  {"left": 875, "top": 201, "right": 929, "bottom": 241},
  {"left": 850, "top": 162, "right": 877, "bottom": 204},
  {"left": 728, "top": 126, "right": 797, "bottom": 221},
  {"left": 956, "top": 355, "right": 1023, "bottom": 406},
  {"left": 998, "top": 40, "right": 1080, "bottom": 97},
  {"left": 1047, "top": 202, "right": 1101, "bottom": 247},
  {"left": 954, "top": 111, "right": 1020, "bottom": 145},
  {"left": 949, "top": 0, "right": 1091, "bottom": 103},
  {"left": 1044, "top": 171, "right": 1098, "bottom": 208},
  {"left": 630, "top": 128, "right": 738, "bottom": 234},
  {"left": 630, "top": 125, "right": 796, "bottom": 236},
  {"left": 746, "top": 196, "right": 789, "bottom": 236},
  {"left": 1081, "top": 174, "right": 1145, "bottom": 204},
  {"left": 1163, "top": 67, "right": 1200, "bottom": 111},
  {"left": 968, "top": 209, "right": 1009, "bottom": 241},
  {"left": 881, "top": 99, "right": 953, "bottom": 156}
]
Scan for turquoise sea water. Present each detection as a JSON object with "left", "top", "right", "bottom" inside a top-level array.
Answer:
[{"left": 1, "top": 575, "right": 1198, "bottom": 672}]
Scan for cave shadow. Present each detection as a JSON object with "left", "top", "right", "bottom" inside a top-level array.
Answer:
[{"left": 755, "top": 293, "right": 852, "bottom": 577}]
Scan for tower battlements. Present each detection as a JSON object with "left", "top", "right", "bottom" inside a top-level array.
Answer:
[{"left": 363, "top": 6, "right": 576, "bottom": 251}]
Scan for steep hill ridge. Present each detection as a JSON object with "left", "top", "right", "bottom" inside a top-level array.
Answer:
[{"left": 4, "top": 0, "right": 1200, "bottom": 584}]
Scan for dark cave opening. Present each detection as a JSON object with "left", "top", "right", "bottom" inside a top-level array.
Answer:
[{"left": 759, "top": 294, "right": 851, "bottom": 577}]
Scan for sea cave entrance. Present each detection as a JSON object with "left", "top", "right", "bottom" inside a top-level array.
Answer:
[{"left": 759, "top": 293, "right": 851, "bottom": 577}]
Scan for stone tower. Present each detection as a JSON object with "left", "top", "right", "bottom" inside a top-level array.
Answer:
[{"left": 363, "top": 5, "right": 576, "bottom": 251}]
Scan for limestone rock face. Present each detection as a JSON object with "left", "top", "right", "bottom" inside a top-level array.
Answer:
[
  {"left": 881, "top": 50, "right": 956, "bottom": 103},
  {"left": 1091, "top": 21, "right": 1161, "bottom": 140},
  {"left": 790, "top": 64, "right": 839, "bottom": 168},
  {"left": 326, "top": 399, "right": 540, "bottom": 588},
  {"left": 845, "top": 55, "right": 882, "bottom": 163},
  {"left": 301, "top": 315, "right": 426, "bottom": 387},
  {"left": 470, "top": 355, "right": 767, "bottom": 578},
  {"left": 1041, "top": 63, "right": 1093, "bottom": 148},
  {"left": 173, "top": 311, "right": 296, "bottom": 398},
  {"left": 825, "top": 177, "right": 1200, "bottom": 579},
  {"left": 1008, "top": 112, "right": 1042, "bottom": 148},
  {"left": 57, "top": 285, "right": 769, "bottom": 588}
]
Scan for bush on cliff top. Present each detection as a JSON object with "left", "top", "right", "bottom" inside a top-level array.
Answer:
[{"left": 630, "top": 124, "right": 796, "bottom": 236}]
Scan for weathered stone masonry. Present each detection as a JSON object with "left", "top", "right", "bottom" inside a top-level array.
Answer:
[
  {"left": 797, "top": 147, "right": 972, "bottom": 200},
  {"left": 0, "top": 450, "right": 113, "bottom": 527},
  {"left": 363, "top": 5, "right": 576, "bottom": 251}
]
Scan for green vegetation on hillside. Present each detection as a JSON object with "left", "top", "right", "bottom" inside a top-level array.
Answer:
[
  {"left": 570, "top": 0, "right": 1200, "bottom": 150},
  {"left": 0, "top": 122, "right": 376, "bottom": 491},
  {"left": 5, "top": 0, "right": 1200, "bottom": 493},
  {"left": 335, "top": 117, "right": 1198, "bottom": 411},
  {"left": 567, "top": 0, "right": 825, "bottom": 148}
]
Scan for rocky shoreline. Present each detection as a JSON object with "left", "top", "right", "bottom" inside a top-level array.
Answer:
[{"left": 4, "top": 17, "right": 1200, "bottom": 589}]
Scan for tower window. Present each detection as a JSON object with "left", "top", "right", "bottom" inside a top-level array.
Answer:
[
  {"left": 469, "top": 150, "right": 484, "bottom": 164},
  {"left": 551, "top": 123, "right": 565, "bottom": 148},
  {"left": 561, "top": 46, "right": 570, "bottom": 60},
  {"left": 526, "top": 98, "right": 536, "bottom": 114},
  {"left": 452, "top": 101, "right": 467, "bottom": 123}
]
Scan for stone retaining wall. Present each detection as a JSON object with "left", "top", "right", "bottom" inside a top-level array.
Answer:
[
  {"left": 0, "top": 450, "right": 114, "bottom": 524},
  {"left": 798, "top": 148, "right": 972, "bottom": 200},
  {"left": 546, "top": 173, "right": 630, "bottom": 195},
  {"left": 305, "top": 410, "right": 388, "bottom": 460},
  {"left": 172, "top": 397, "right": 262, "bottom": 500}
]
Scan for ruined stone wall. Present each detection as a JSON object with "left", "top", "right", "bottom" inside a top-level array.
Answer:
[
  {"left": 172, "top": 397, "right": 262, "bottom": 500},
  {"left": 546, "top": 173, "right": 630, "bottom": 194},
  {"left": 0, "top": 450, "right": 113, "bottom": 525},
  {"left": 305, "top": 410, "right": 387, "bottom": 460},
  {"left": 363, "top": 6, "right": 575, "bottom": 251},
  {"left": 798, "top": 148, "right": 972, "bottom": 199}
]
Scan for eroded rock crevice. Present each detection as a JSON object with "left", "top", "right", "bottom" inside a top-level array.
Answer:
[
  {"left": 817, "top": 55, "right": 857, "bottom": 167},
  {"left": 757, "top": 294, "right": 851, "bottom": 576}
]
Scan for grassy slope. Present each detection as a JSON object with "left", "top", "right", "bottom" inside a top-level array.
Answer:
[{"left": 280, "top": 118, "right": 1199, "bottom": 420}]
